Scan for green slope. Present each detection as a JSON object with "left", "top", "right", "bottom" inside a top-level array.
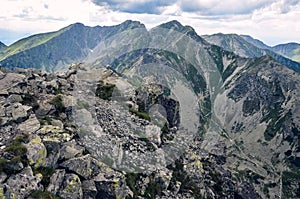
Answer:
[
  {"left": 273, "top": 43, "right": 300, "bottom": 62},
  {"left": 0, "top": 27, "right": 68, "bottom": 61}
]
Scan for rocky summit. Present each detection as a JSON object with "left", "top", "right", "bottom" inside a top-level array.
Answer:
[
  {"left": 0, "top": 65, "right": 262, "bottom": 199},
  {"left": 0, "top": 20, "right": 299, "bottom": 199}
]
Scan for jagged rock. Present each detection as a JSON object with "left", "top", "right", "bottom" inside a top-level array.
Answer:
[
  {"left": 82, "top": 180, "right": 97, "bottom": 199},
  {"left": 26, "top": 135, "right": 47, "bottom": 168},
  {"left": 5, "top": 166, "right": 42, "bottom": 198},
  {"left": 17, "top": 114, "right": 40, "bottom": 133},
  {"left": 5, "top": 103, "right": 29, "bottom": 122},
  {"left": 50, "top": 118, "right": 64, "bottom": 129},
  {"left": 0, "top": 70, "right": 4, "bottom": 79},
  {"left": 0, "top": 105, "right": 4, "bottom": 117},
  {"left": 35, "top": 100, "right": 54, "bottom": 117},
  {"left": 44, "top": 141, "right": 61, "bottom": 167},
  {"left": 145, "top": 124, "right": 162, "bottom": 145},
  {"left": 0, "top": 73, "right": 25, "bottom": 93},
  {"left": 7, "top": 94, "right": 22, "bottom": 103},
  {"left": 59, "top": 141, "right": 84, "bottom": 160},
  {"left": 47, "top": 169, "right": 66, "bottom": 195},
  {"left": 38, "top": 125, "right": 72, "bottom": 142},
  {"left": 58, "top": 173, "right": 83, "bottom": 199},
  {"left": 60, "top": 155, "right": 102, "bottom": 179},
  {"left": 0, "top": 172, "right": 7, "bottom": 183}
]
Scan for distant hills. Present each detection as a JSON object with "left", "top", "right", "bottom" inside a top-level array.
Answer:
[
  {"left": 273, "top": 42, "right": 300, "bottom": 62},
  {"left": 203, "top": 33, "right": 300, "bottom": 71}
]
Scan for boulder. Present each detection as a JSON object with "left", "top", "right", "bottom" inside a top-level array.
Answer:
[
  {"left": 60, "top": 155, "right": 102, "bottom": 179},
  {"left": 17, "top": 115, "right": 40, "bottom": 133},
  {"left": 5, "top": 166, "right": 42, "bottom": 198},
  {"left": 43, "top": 141, "right": 61, "bottom": 167},
  {"left": 59, "top": 143, "right": 84, "bottom": 160},
  {"left": 58, "top": 173, "right": 83, "bottom": 199},
  {"left": 26, "top": 135, "right": 47, "bottom": 168},
  {"left": 38, "top": 125, "right": 72, "bottom": 142},
  {"left": 5, "top": 103, "right": 29, "bottom": 122},
  {"left": 7, "top": 94, "right": 22, "bottom": 103},
  {"left": 82, "top": 180, "right": 97, "bottom": 199},
  {"left": 47, "top": 169, "right": 66, "bottom": 195}
]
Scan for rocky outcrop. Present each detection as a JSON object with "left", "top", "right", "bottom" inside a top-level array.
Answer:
[{"left": 0, "top": 51, "right": 299, "bottom": 199}]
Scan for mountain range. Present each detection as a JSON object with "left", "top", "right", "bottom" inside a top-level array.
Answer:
[
  {"left": 202, "top": 33, "right": 300, "bottom": 71},
  {"left": 0, "top": 20, "right": 300, "bottom": 199},
  {"left": 0, "top": 20, "right": 299, "bottom": 72}
]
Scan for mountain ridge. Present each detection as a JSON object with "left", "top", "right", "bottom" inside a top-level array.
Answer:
[
  {"left": 203, "top": 33, "right": 300, "bottom": 71},
  {"left": 0, "top": 20, "right": 146, "bottom": 71},
  {"left": 0, "top": 20, "right": 299, "bottom": 198},
  {"left": 0, "top": 41, "right": 6, "bottom": 50}
]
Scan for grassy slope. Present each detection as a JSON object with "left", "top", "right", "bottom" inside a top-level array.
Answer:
[{"left": 0, "top": 27, "right": 68, "bottom": 61}]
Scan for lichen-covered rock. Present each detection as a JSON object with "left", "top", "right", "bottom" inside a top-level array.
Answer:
[
  {"left": 5, "top": 166, "right": 42, "bottom": 198},
  {"left": 60, "top": 155, "right": 102, "bottom": 179},
  {"left": 7, "top": 94, "right": 22, "bottom": 103},
  {"left": 17, "top": 115, "right": 40, "bottom": 133},
  {"left": 35, "top": 100, "right": 54, "bottom": 117},
  {"left": 58, "top": 173, "right": 83, "bottom": 199},
  {"left": 59, "top": 141, "right": 84, "bottom": 160},
  {"left": 26, "top": 135, "right": 47, "bottom": 168},
  {"left": 43, "top": 141, "right": 61, "bottom": 167},
  {"left": 38, "top": 125, "right": 72, "bottom": 142},
  {"left": 82, "top": 180, "right": 97, "bottom": 199},
  {"left": 5, "top": 103, "right": 29, "bottom": 122},
  {"left": 47, "top": 169, "right": 66, "bottom": 195}
]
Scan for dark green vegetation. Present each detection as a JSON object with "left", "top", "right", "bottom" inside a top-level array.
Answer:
[
  {"left": 29, "top": 190, "right": 61, "bottom": 199},
  {"left": 1, "top": 135, "right": 29, "bottom": 175},
  {"left": 33, "top": 166, "right": 56, "bottom": 187},
  {"left": 129, "top": 108, "right": 151, "bottom": 121},
  {"left": 49, "top": 95, "right": 65, "bottom": 114},
  {"left": 95, "top": 81, "right": 116, "bottom": 101}
]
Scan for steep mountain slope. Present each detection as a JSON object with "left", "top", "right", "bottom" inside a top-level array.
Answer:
[
  {"left": 241, "top": 35, "right": 300, "bottom": 63},
  {"left": 97, "top": 20, "right": 300, "bottom": 198},
  {"left": 0, "top": 20, "right": 145, "bottom": 71},
  {"left": 203, "top": 33, "right": 300, "bottom": 71},
  {"left": 0, "top": 20, "right": 299, "bottom": 199},
  {"left": 273, "top": 42, "right": 300, "bottom": 62},
  {"left": 202, "top": 33, "right": 265, "bottom": 58},
  {"left": 0, "top": 41, "right": 6, "bottom": 51},
  {"left": 240, "top": 34, "right": 272, "bottom": 50}
]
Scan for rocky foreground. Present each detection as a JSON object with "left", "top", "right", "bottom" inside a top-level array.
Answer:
[{"left": 1, "top": 65, "right": 264, "bottom": 199}]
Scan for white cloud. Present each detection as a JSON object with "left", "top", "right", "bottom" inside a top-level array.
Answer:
[{"left": 0, "top": 0, "right": 299, "bottom": 46}]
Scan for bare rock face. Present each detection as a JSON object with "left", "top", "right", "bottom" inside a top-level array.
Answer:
[
  {"left": 26, "top": 135, "right": 47, "bottom": 168},
  {"left": 58, "top": 174, "right": 83, "bottom": 199},
  {"left": 47, "top": 169, "right": 66, "bottom": 195},
  {"left": 5, "top": 167, "right": 42, "bottom": 198},
  {"left": 60, "top": 155, "right": 102, "bottom": 179},
  {"left": 0, "top": 24, "right": 300, "bottom": 199}
]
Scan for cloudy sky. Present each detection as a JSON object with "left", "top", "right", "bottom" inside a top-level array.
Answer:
[{"left": 0, "top": 0, "right": 299, "bottom": 46}]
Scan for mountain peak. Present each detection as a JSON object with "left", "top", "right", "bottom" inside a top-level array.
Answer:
[
  {"left": 118, "top": 20, "right": 146, "bottom": 30},
  {"left": 0, "top": 41, "right": 6, "bottom": 50},
  {"left": 157, "top": 20, "right": 183, "bottom": 30}
]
